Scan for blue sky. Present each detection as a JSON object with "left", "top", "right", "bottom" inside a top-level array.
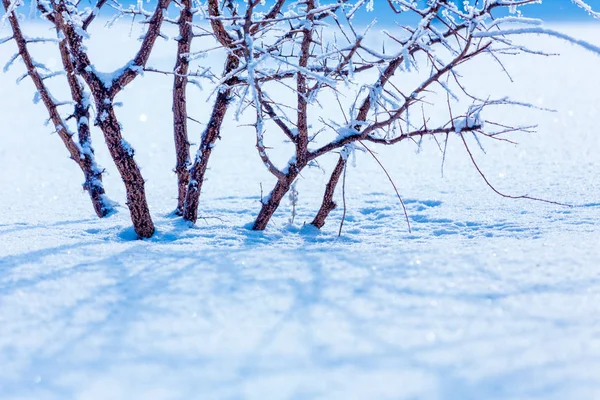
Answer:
[
  {"left": 360, "top": 0, "right": 600, "bottom": 24},
  {"left": 246, "top": 0, "right": 600, "bottom": 22},
  {"left": 16, "top": 0, "right": 600, "bottom": 23}
]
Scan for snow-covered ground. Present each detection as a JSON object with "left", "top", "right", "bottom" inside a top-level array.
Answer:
[{"left": 1, "top": 20, "right": 600, "bottom": 400}]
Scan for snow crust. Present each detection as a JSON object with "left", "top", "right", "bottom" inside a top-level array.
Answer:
[{"left": 1, "top": 22, "right": 600, "bottom": 400}]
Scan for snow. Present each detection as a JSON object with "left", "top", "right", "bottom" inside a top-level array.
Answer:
[{"left": 1, "top": 21, "right": 600, "bottom": 399}]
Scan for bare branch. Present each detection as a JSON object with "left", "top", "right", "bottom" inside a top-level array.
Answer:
[
  {"left": 459, "top": 133, "right": 572, "bottom": 207},
  {"left": 172, "top": 0, "right": 193, "bottom": 214},
  {"left": 2, "top": 0, "right": 113, "bottom": 217},
  {"left": 82, "top": 0, "right": 108, "bottom": 30}
]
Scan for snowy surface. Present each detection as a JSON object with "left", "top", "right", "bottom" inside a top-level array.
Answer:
[{"left": 1, "top": 21, "right": 600, "bottom": 399}]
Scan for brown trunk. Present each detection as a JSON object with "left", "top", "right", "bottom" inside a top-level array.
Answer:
[
  {"left": 182, "top": 89, "right": 230, "bottom": 223},
  {"left": 172, "top": 0, "right": 193, "bottom": 215},
  {"left": 96, "top": 102, "right": 155, "bottom": 238},
  {"left": 3, "top": 0, "right": 112, "bottom": 218},
  {"left": 252, "top": 169, "right": 300, "bottom": 231},
  {"left": 182, "top": 54, "right": 239, "bottom": 224},
  {"left": 252, "top": 2, "right": 314, "bottom": 231},
  {"left": 75, "top": 101, "right": 112, "bottom": 218},
  {"left": 310, "top": 50, "right": 406, "bottom": 228},
  {"left": 49, "top": 0, "right": 171, "bottom": 237},
  {"left": 311, "top": 155, "right": 345, "bottom": 229},
  {"left": 295, "top": 0, "right": 314, "bottom": 166},
  {"left": 59, "top": 36, "right": 113, "bottom": 218}
]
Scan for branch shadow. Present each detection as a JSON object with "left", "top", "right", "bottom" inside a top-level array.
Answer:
[{"left": 1, "top": 241, "right": 597, "bottom": 398}]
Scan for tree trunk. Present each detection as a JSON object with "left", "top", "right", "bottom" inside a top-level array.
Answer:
[
  {"left": 59, "top": 38, "right": 113, "bottom": 218},
  {"left": 172, "top": 0, "right": 193, "bottom": 215},
  {"left": 311, "top": 155, "right": 345, "bottom": 228},
  {"left": 80, "top": 145, "right": 111, "bottom": 217},
  {"left": 96, "top": 102, "right": 155, "bottom": 238},
  {"left": 74, "top": 98, "right": 112, "bottom": 218},
  {"left": 182, "top": 52, "right": 240, "bottom": 224},
  {"left": 3, "top": 0, "right": 113, "bottom": 218},
  {"left": 253, "top": 170, "right": 299, "bottom": 231},
  {"left": 182, "top": 87, "right": 232, "bottom": 223}
]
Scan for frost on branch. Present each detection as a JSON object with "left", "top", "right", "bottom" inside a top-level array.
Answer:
[
  {"left": 231, "top": 0, "right": 600, "bottom": 231},
  {"left": 3, "top": 0, "right": 600, "bottom": 238},
  {"left": 2, "top": 0, "right": 114, "bottom": 218}
]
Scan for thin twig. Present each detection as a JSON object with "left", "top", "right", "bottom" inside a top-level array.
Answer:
[
  {"left": 338, "top": 163, "right": 348, "bottom": 237},
  {"left": 358, "top": 140, "right": 412, "bottom": 233},
  {"left": 459, "top": 133, "right": 573, "bottom": 207}
]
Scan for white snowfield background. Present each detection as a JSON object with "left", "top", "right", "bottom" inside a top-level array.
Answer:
[{"left": 1, "top": 19, "right": 600, "bottom": 400}]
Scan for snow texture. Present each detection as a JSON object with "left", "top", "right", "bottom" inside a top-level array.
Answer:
[{"left": 1, "top": 22, "right": 600, "bottom": 400}]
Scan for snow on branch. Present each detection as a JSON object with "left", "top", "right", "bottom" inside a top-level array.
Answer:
[
  {"left": 232, "top": 0, "right": 600, "bottom": 231},
  {"left": 474, "top": 27, "right": 600, "bottom": 56},
  {"left": 6, "top": 0, "right": 600, "bottom": 235},
  {"left": 570, "top": 0, "right": 600, "bottom": 19},
  {"left": 1, "top": 0, "right": 113, "bottom": 217}
]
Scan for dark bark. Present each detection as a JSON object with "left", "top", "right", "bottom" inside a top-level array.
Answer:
[
  {"left": 311, "top": 57, "right": 405, "bottom": 225},
  {"left": 82, "top": 0, "right": 108, "bottom": 31},
  {"left": 172, "top": 0, "right": 193, "bottom": 214},
  {"left": 252, "top": 169, "right": 300, "bottom": 231},
  {"left": 206, "top": 0, "right": 233, "bottom": 47},
  {"left": 250, "top": 1, "right": 314, "bottom": 231},
  {"left": 58, "top": 35, "right": 113, "bottom": 218},
  {"left": 50, "top": 0, "right": 172, "bottom": 237},
  {"left": 182, "top": 53, "right": 239, "bottom": 224},
  {"left": 295, "top": 0, "right": 313, "bottom": 166},
  {"left": 96, "top": 101, "right": 155, "bottom": 237},
  {"left": 180, "top": 1, "right": 242, "bottom": 224},
  {"left": 3, "top": 0, "right": 112, "bottom": 217},
  {"left": 182, "top": 88, "right": 231, "bottom": 223},
  {"left": 308, "top": 2, "right": 462, "bottom": 230},
  {"left": 109, "top": 0, "right": 173, "bottom": 96},
  {"left": 311, "top": 155, "right": 345, "bottom": 229},
  {"left": 310, "top": 10, "right": 445, "bottom": 229}
]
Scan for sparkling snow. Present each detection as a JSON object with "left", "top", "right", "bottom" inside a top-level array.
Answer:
[{"left": 1, "top": 22, "right": 599, "bottom": 400}]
